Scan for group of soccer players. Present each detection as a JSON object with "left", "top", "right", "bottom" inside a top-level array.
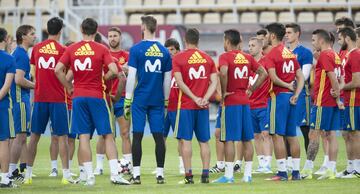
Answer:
[{"left": 0, "top": 14, "right": 359, "bottom": 188}]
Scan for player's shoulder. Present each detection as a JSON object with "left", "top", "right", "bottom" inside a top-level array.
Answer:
[
  {"left": 298, "top": 45, "right": 312, "bottom": 55},
  {"left": 0, "top": 50, "right": 15, "bottom": 62}
]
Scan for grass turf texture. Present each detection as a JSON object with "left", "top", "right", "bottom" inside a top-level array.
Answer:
[{"left": 4, "top": 136, "right": 359, "bottom": 194}]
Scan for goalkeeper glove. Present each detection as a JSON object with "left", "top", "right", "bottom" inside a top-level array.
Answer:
[{"left": 123, "top": 98, "right": 132, "bottom": 120}]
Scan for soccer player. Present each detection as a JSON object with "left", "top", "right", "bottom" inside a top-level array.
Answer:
[
  {"left": 106, "top": 27, "right": 132, "bottom": 173},
  {"left": 124, "top": 15, "right": 172, "bottom": 184},
  {"left": 162, "top": 38, "right": 184, "bottom": 174},
  {"left": 285, "top": 23, "right": 313, "bottom": 171},
  {"left": 334, "top": 17, "right": 356, "bottom": 178},
  {"left": 8, "top": 25, "right": 36, "bottom": 181},
  {"left": 213, "top": 29, "right": 267, "bottom": 183},
  {"left": 256, "top": 29, "right": 272, "bottom": 54},
  {"left": 24, "top": 17, "right": 75, "bottom": 185},
  {"left": 173, "top": 28, "right": 217, "bottom": 184},
  {"left": 301, "top": 29, "right": 342, "bottom": 180},
  {"left": 248, "top": 37, "right": 273, "bottom": 174},
  {"left": 0, "top": 27, "right": 16, "bottom": 188},
  {"left": 55, "top": 18, "right": 129, "bottom": 186},
  {"left": 264, "top": 23, "right": 304, "bottom": 181},
  {"left": 337, "top": 27, "right": 360, "bottom": 178}
]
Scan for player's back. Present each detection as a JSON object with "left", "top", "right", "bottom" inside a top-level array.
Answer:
[
  {"left": 172, "top": 48, "right": 216, "bottom": 109},
  {"left": 266, "top": 44, "right": 299, "bottom": 94},
  {"left": 61, "top": 40, "right": 113, "bottom": 99},
  {"left": 0, "top": 50, "right": 15, "bottom": 108},
  {"left": 219, "top": 50, "right": 259, "bottom": 106},
  {"left": 31, "top": 39, "right": 66, "bottom": 102},
  {"left": 250, "top": 56, "right": 271, "bottom": 109},
  {"left": 344, "top": 48, "right": 360, "bottom": 106},
  {"left": 313, "top": 49, "right": 341, "bottom": 107},
  {"left": 129, "top": 40, "right": 172, "bottom": 106}
]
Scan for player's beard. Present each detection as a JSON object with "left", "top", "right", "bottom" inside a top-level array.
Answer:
[
  {"left": 110, "top": 41, "right": 120, "bottom": 49},
  {"left": 341, "top": 42, "right": 348, "bottom": 51}
]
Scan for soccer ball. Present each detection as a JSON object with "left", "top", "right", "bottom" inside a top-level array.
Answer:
[{"left": 118, "top": 159, "right": 131, "bottom": 174}]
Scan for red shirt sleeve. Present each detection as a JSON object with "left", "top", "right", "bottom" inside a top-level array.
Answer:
[
  {"left": 172, "top": 56, "right": 181, "bottom": 73},
  {"left": 350, "top": 53, "right": 360, "bottom": 73},
  {"left": 59, "top": 49, "right": 71, "bottom": 68},
  {"left": 249, "top": 55, "right": 260, "bottom": 72},
  {"left": 320, "top": 53, "right": 335, "bottom": 72},
  {"left": 103, "top": 49, "right": 114, "bottom": 67},
  {"left": 30, "top": 47, "right": 35, "bottom": 66},
  {"left": 265, "top": 55, "right": 276, "bottom": 69},
  {"left": 218, "top": 53, "right": 229, "bottom": 69},
  {"left": 293, "top": 58, "right": 300, "bottom": 71},
  {"left": 209, "top": 57, "right": 217, "bottom": 74}
]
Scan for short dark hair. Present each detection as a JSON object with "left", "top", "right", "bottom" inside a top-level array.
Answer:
[
  {"left": 285, "top": 23, "right": 301, "bottom": 37},
  {"left": 355, "top": 27, "right": 360, "bottom": 38},
  {"left": 81, "top": 18, "right": 98, "bottom": 36},
  {"left": 312, "top": 29, "right": 332, "bottom": 43},
  {"left": 335, "top": 17, "right": 355, "bottom": 29},
  {"left": 94, "top": 32, "right": 102, "bottom": 43},
  {"left": 141, "top": 15, "right": 157, "bottom": 34},
  {"left": 108, "top": 26, "right": 122, "bottom": 36},
  {"left": 338, "top": 27, "right": 357, "bottom": 42},
  {"left": 185, "top": 28, "right": 199, "bottom": 45},
  {"left": 265, "top": 22, "right": 286, "bottom": 41},
  {"left": 16, "top": 25, "right": 35, "bottom": 44},
  {"left": 0, "top": 28, "right": 7, "bottom": 42},
  {"left": 47, "top": 17, "right": 63, "bottom": 35},
  {"left": 329, "top": 32, "right": 335, "bottom": 45},
  {"left": 164, "top": 38, "right": 180, "bottom": 51},
  {"left": 256, "top": 29, "right": 267, "bottom": 36},
  {"left": 224, "top": 29, "right": 241, "bottom": 46}
]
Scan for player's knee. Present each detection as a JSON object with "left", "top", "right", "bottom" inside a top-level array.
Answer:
[
  {"left": 214, "top": 128, "right": 220, "bottom": 140},
  {"left": 120, "top": 129, "right": 130, "bottom": 139},
  {"left": 342, "top": 131, "right": 350, "bottom": 141},
  {"left": 309, "top": 130, "right": 319, "bottom": 141}
]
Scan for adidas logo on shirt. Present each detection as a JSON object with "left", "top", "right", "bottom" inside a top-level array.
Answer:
[
  {"left": 145, "top": 44, "right": 163, "bottom": 57},
  {"left": 335, "top": 54, "right": 341, "bottom": 65},
  {"left": 188, "top": 51, "right": 207, "bottom": 64},
  {"left": 234, "top": 53, "right": 249, "bottom": 64},
  {"left": 75, "top": 43, "right": 95, "bottom": 56},
  {"left": 39, "top": 42, "right": 59, "bottom": 55},
  {"left": 282, "top": 47, "right": 296, "bottom": 59}
]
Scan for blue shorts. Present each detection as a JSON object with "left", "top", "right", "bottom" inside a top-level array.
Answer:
[
  {"left": 114, "top": 97, "right": 125, "bottom": 118},
  {"left": 0, "top": 108, "right": 15, "bottom": 141},
  {"left": 71, "top": 97, "right": 115, "bottom": 136},
  {"left": 310, "top": 106, "right": 341, "bottom": 131},
  {"left": 131, "top": 102, "right": 164, "bottom": 134},
  {"left": 221, "top": 105, "right": 254, "bottom": 141},
  {"left": 163, "top": 111, "right": 176, "bottom": 137},
  {"left": 251, "top": 108, "right": 269, "bottom": 134},
  {"left": 215, "top": 106, "right": 222, "bottom": 129},
  {"left": 31, "top": 102, "right": 69, "bottom": 136},
  {"left": 268, "top": 93, "right": 298, "bottom": 136},
  {"left": 13, "top": 99, "right": 31, "bottom": 135},
  {"left": 344, "top": 106, "right": 360, "bottom": 131},
  {"left": 174, "top": 109, "right": 210, "bottom": 142},
  {"left": 296, "top": 92, "right": 311, "bottom": 126}
]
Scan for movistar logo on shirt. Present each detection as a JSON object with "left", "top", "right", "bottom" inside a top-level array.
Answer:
[
  {"left": 189, "top": 65, "right": 206, "bottom": 80},
  {"left": 145, "top": 44, "right": 163, "bottom": 57},
  {"left": 234, "top": 66, "right": 249, "bottom": 79},
  {"left": 282, "top": 60, "right": 295, "bottom": 73},
  {"left": 39, "top": 42, "right": 59, "bottom": 55},
  {"left": 74, "top": 57, "right": 92, "bottom": 71},
  {"left": 75, "top": 43, "right": 94, "bottom": 56},
  {"left": 249, "top": 74, "right": 258, "bottom": 86},
  {"left": 234, "top": 53, "right": 249, "bottom": 64},
  {"left": 38, "top": 56, "right": 56, "bottom": 69},
  {"left": 188, "top": 51, "right": 207, "bottom": 64},
  {"left": 282, "top": 47, "right": 296, "bottom": 59},
  {"left": 145, "top": 59, "right": 162, "bottom": 73}
]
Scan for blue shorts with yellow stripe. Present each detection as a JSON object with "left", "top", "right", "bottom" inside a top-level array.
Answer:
[
  {"left": 268, "top": 93, "right": 298, "bottom": 136},
  {"left": 0, "top": 107, "right": 15, "bottom": 140},
  {"left": 114, "top": 97, "right": 125, "bottom": 118},
  {"left": 67, "top": 109, "right": 77, "bottom": 139},
  {"left": 13, "top": 99, "right": 31, "bottom": 135},
  {"left": 344, "top": 106, "right": 360, "bottom": 131},
  {"left": 163, "top": 111, "right": 176, "bottom": 137},
  {"left": 131, "top": 103, "right": 164, "bottom": 134},
  {"left": 31, "top": 102, "right": 69, "bottom": 136},
  {"left": 296, "top": 90, "right": 311, "bottom": 126},
  {"left": 251, "top": 107, "right": 269, "bottom": 134},
  {"left": 310, "top": 106, "right": 341, "bottom": 131},
  {"left": 174, "top": 109, "right": 210, "bottom": 142},
  {"left": 215, "top": 106, "right": 221, "bottom": 129},
  {"left": 71, "top": 97, "right": 114, "bottom": 136},
  {"left": 221, "top": 105, "right": 254, "bottom": 141}
]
